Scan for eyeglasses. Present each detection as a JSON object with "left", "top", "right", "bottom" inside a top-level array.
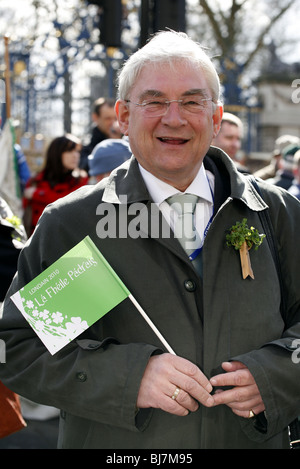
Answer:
[{"left": 125, "top": 97, "right": 214, "bottom": 118}]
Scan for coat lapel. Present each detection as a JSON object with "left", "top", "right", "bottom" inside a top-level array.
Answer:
[
  {"left": 102, "top": 157, "right": 193, "bottom": 265},
  {"left": 100, "top": 150, "right": 267, "bottom": 269}
]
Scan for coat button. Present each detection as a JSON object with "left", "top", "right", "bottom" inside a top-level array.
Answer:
[
  {"left": 285, "top": 342, "right": 299, "bottom": 351},
  {"left": 87, "top": 343, "right": 99, "bottom": 349},
  {"left": 76, "top": 371, "right": 87, "bottom": 382},
  {"left": 184, "top": 279, "right": 196, "bottom": 292}
]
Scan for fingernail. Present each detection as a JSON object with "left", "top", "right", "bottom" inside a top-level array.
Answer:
[{"left": 210, "top": 378, "right": 217, "bottom": 386}]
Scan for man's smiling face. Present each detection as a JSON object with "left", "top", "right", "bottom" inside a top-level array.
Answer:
[{"left": 116, "top": 60, "right": 223, "bottom": 191}]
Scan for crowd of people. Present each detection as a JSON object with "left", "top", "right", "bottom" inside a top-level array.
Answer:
[
  {"left": 0, "top": 104, "right": 132, "bottom": 448},
  {"left": 5, "top": 96, "right": 300, "bottom": 243},
  {"left": 212, "top": 112, "right": 300, "bottom": 191},
  {"left": 0, "top": 30, "right": 300, "bottom": 450}
]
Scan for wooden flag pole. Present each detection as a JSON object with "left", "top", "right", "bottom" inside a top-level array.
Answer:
[
  {"left": 4, "top": 35, "right": 11, "bottom": 119},
  {"left": 129, "top": 294, "right": 176, "bottom": 355}
]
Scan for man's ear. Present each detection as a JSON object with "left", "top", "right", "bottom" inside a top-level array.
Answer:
[
  {"left": 212, "top": 104, "right": 223, "bottom": 138},
  {"left": 115, "top": 100, "right": 129, "bottom": 136},
  {"left": 91, "top": 112, "right": 99, "bottom": 124}
]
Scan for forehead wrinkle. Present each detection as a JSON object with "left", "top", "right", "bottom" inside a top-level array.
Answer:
[
  {"left": 138, "top": 89, "right": 164, "bottom": 101},
  {"left": 183, "top": 88, "right": 209, "bottom": 98},
  {"left": 137, "top": 88, "right": 210, "bottom": 101}
]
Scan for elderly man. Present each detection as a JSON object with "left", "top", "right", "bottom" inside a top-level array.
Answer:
[{"left": 0, "top": 31, "right": 300, "bottom": 450}]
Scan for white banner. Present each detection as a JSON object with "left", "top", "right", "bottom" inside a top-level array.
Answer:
[{"left": 0, "top": 119, "right": 22, "bottom": 217}]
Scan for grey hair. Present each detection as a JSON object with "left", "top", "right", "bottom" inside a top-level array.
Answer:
[{"left": 116, "top": 30, "right": 222, "bottom": 103}]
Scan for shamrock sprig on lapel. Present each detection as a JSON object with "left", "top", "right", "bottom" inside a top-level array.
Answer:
[{"left": 226, "top": 218, "right": 265, "bottom": 279}]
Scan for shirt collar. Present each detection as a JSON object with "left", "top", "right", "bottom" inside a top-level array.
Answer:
[{"left": 138, "top": 163, "right": 214, "bottom": 206}]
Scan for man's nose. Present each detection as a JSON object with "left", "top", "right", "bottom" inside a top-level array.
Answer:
[
  {"left": 233, "top": 139, "right": 241, "bottom": 150},
  {"left": 161, "top": 101, "right": 187, "bottom": 125}
]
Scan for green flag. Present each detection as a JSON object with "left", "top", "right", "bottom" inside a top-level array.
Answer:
[
  {"left": 11, "top": 236, "right": 175, "bottom": 356},
  {"left": 11, "top": 236, "right": 130, "bottom": 355}
]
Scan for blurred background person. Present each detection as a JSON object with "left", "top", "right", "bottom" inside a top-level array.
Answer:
[
  {"left": 88, "top": 138, "right": 132, "bottom": 183},
  {"left": 268, "top": 143, "right": 300, "bottom": 190},
  {"left": 109, "top": 120, "right": 123, "bottom": 139},
  {"left": 254, "top": 134, "right": 300, "bottom": 181},
  {"left": 23, "top": 134, "right": 88, "bottom": 236},
  {"left": 0, "top": 196, "right": 26, "bottom": 303},
  {"left": 288, "top": 149, "right": 300, "bottom": 200},
  {"left": 79, "top": 97, "right": 116, "bottom": 171},
  {"left": 15, "top": 142, "right": 31, "bottom": 193},
  {"left": 212, "top": 112, "right": 249, "bottom": 173},
  {"left": 0, "top": 195, "right": 60, "bottom": 449},
  {"left": 0, "top": 116, "right": 31, "bottom": 195}
]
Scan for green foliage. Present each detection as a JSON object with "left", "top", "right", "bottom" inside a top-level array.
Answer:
[
  {"left": 226, "top": 218, "right": 265, "bottom": 251},
  {"left": 5, "top": 215, "right": 21, "bottom": 228}
]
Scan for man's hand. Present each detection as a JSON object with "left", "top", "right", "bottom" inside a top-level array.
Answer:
[
  {"left": 137, "top": 354, "right": 215, "bottom": 416},
  {"left": 210, "top": 361, "right": 265, "bottom": 418}
]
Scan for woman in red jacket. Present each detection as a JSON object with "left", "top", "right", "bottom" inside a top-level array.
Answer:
[{"left": 23, "top": 134, "right": 88, "bottom": 236}]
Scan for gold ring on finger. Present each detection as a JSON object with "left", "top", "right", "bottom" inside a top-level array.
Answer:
[{"left": 171, "top": 387, "right": 181, "bottom": 400}]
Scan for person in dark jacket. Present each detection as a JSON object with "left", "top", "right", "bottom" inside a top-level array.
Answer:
[
  {"left": 288, "top": 149, "right": 300, "bottom": 199},
  {"left": 79, "top": 97, "right": 117, "bottom": 171},
  {"left": 0, "top": 31, "right": 300, "bottom": 450},
  {"left": 271, "top": 143, "right": 300, "bottom": 190}
]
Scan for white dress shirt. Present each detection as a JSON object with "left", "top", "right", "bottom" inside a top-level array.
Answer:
[{"left": 139, "top": 163, "right": 215, "bottom": 248}]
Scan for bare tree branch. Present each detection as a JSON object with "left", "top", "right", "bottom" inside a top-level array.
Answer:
[
  {"left": 200, "top": 0, "right": 247, "bottom": 55},
  {"left": 227, "top": 0, "right": 245, "bottom": 49},
  {"left": 243, "top": 0, "right": 296, "bottom": 69},
  {"left": 197, "top": 0, "right": 297, "bottom": 103},
  {"left": 199, "top": 0, "right": 296, "bottom": 65},
  {"left": 199, "top": 0, "right": 224, "bottom": 50}
]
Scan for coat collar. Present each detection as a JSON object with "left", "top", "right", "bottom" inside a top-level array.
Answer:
[
  {"left": 100, "top": 148, "right": 268, "bottom": 269},
  {"left": 102, "top": 156, "right": 149, "bottom": 204},
  {"left": 205, "top": 146, "right": 269, "bottom": 212},
  {"left": 102, "top": 147, "right": 268, "bottom": 212}
]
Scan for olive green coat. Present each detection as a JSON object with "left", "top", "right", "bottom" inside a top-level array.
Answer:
[{"left": 1, "top": 148, "right": 300, "bottom": 449}]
